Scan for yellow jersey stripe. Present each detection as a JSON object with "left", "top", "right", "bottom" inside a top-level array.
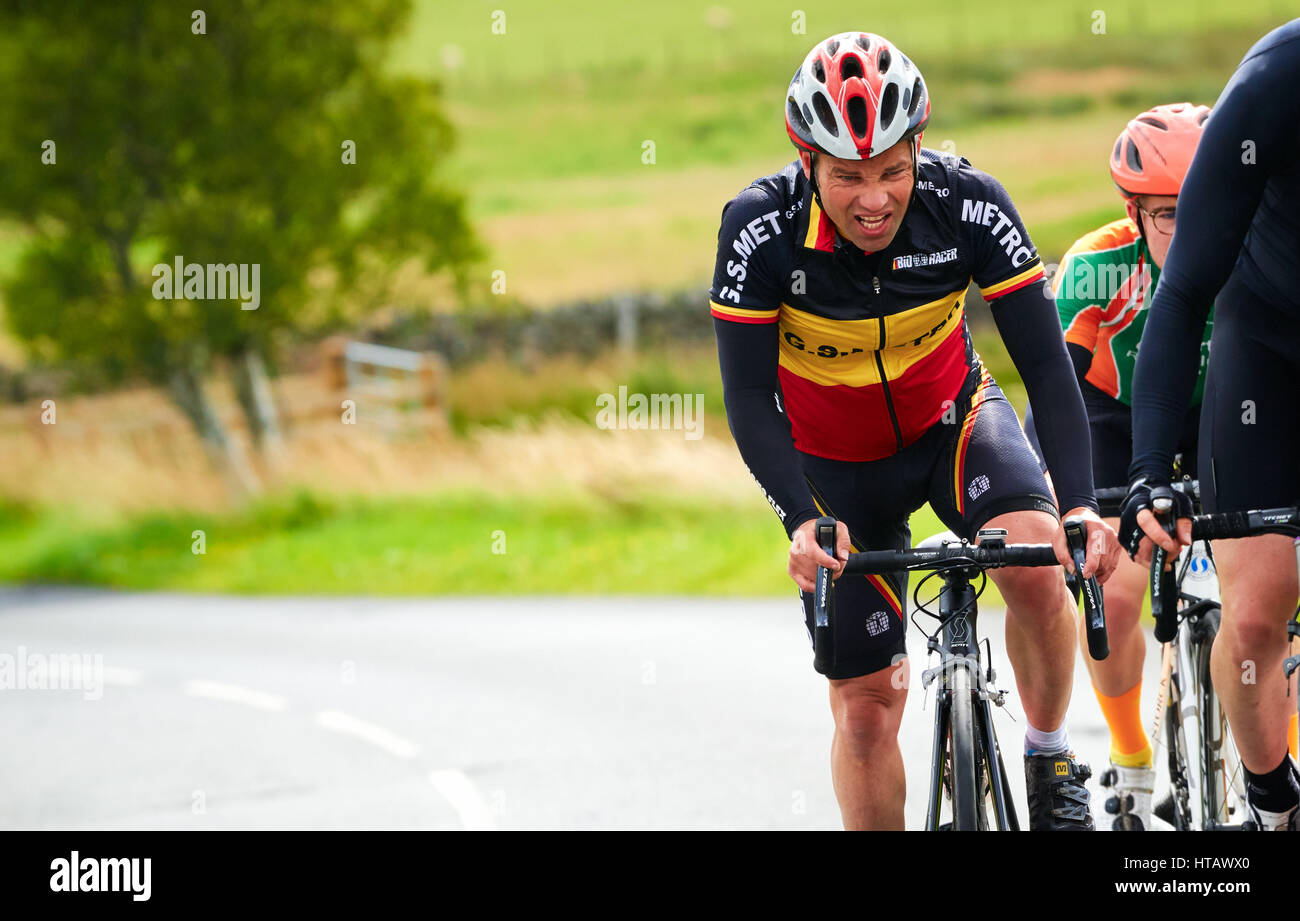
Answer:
[
  {"left": 776, "top": 289, "right": 966, "bottom": 388},
  {"left": 980, "top": 261, "right": 1045, "bottom": 298},
  {"left": 710, "top": 300, "right": 780, "bottom": 321}
]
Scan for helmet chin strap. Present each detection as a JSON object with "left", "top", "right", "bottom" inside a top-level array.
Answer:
[{"left": 808, "top": 151, "right": 826, "bottom": 212}]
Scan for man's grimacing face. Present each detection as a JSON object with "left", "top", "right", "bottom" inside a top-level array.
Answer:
[{"left": 800, "top": 139, "right": 916, "bottom": 252}]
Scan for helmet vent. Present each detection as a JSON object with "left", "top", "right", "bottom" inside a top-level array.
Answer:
[
  {"left": 1197, "top": 110, "right": 1209, "bottom": 125},
  {"left": 840, "top": 54, "right": 864, "bottom": 81},
  {"left": 788, "top": 97, "right": 811, "bottom": 135},
  {"left": 1136, "top": 116, "right": 1168, "bottom": 130},
  {"left": 846, "top": 95, "right": 868, "bottom": 137},
  {"left": 880, "top": 82, "right": 899, "bottom": 127},
  {"left": 811, "top": 58, "right": 826, "bottom": 83},
  {"left": 877, "top": 48, "right": 891, "bottom": 74},
  {"left": 826, "top": 37, "right": 840, "bottom": 56},
  {"left": 1112, "top": 137, "right": 1123, "bottom": 163},
  {"left": 812, "top": 91, "right": 839, "bottom": 137},
  {"left": 855, "top": 34, "right": 871, "bottom": 52},
  {"left": 908, "top": 78, "right": 923, "bottom": 116},
  {"left": 1125, "top": 139, "right": 1143, "bottom": 172}
]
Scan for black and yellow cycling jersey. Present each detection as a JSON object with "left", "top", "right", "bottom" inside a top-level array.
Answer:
[{"left": 709, "top": 149, "right": 1044, "bottom": 462}]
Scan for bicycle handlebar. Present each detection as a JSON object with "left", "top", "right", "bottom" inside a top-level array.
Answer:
[
  {"left": 840, "top": 543, "right": 1058, "bottom": 573},
  {"left": 812, "top": 515, "right": 1108, "bottom": 670},
  {"left": 1094, "top": 486, "right": 1300, "bottom": 643},
  {"left": 1191, "top": 507, "right": 1300, "bottom": 541},
  {"left": 1094, "top": 480, "right": 1199, "bottom": 518}
]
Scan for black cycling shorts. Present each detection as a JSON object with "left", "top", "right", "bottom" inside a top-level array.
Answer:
[
  {"left": 1197, "top": 276, "right": 1300, "bottom": 514},
  {"left": 798, "top": 366, "right": 1057, "bottom": 680},
  {"left": 1024, "top": 381, "right": 1200, "bottom": 494}
]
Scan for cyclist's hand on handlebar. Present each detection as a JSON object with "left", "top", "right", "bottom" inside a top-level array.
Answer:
[
  {"left": 1119, "top": 479, "right": 1192, "bottom": 565},
  {"left": 789, "top": 517, "right": 850, "bottom": 593},
  {"left": 1053, "top": 507, "right": 1120, "bottom": 583}
]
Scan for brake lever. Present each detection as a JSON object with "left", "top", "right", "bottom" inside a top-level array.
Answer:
[
  {"left": 1150, "top": 496, "right": 1180, "bottom": 644},
  {"left": 812, "top": 516, "right": 837, "bottom": 672},
  {"left": 1064, "top": 515, "right": 1108, "bottom": 660}
]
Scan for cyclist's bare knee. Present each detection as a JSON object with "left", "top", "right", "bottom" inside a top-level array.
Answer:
[
  {"left": 981, "top": 509, "right": 1070, "bottom": 612},
  {"left": 1216, "top": 535, "right": 1299, "bottom": 653},
  {"left": 990, "top": 562, "right": 1069, "bottom": 619},
  {"left": 828, "top": 666, "right": 907, "bottom": 760}
]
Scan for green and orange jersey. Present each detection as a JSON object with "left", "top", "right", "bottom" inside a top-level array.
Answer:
[{"left": 1054, "top": 217, "right": 1213, "bottom": 406}]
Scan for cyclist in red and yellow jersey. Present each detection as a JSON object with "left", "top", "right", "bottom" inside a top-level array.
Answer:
[{"left": 711, "top": 31, "right": 1120, "bottom": 830}]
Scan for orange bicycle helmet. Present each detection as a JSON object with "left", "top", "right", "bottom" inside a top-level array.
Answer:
[{"left": 1109, "top": 103, "right": 1210, "bottom": 198}]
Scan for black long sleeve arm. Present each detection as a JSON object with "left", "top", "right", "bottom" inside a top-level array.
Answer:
[{"left": 714, "top": 317, "right": 819, "bottom": 538}]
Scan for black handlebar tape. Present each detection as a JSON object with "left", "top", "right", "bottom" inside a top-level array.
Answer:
[
  {"left": 841, "top": 544, "right": 1059, "bottom": 575},
  {"left": 1190, "top": 508, "right": 1300, "bottom": 541},
  {"left": 1064, "top": 516, "right": 1108, "bottom": 661},
  {"left": 1190, "top": 511, "right": 1251, "bottom": 542},
  {"left": 812, "top": 516, "right": 837, "bottom": 672}
]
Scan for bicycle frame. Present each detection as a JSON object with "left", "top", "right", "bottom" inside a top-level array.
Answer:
[
  {"left": 1156, "top": 535, "right": 1247, "bottom": 829},
  {"left": 923, "top": 565, "right": 1018, "bottom": 831}
]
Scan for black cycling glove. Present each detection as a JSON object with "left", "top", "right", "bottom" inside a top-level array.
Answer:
[{"left": 1118, "top": 478, "right": 1193, "bottom": 558}]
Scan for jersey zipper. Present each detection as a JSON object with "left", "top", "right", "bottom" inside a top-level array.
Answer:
[{"left": 873, "top": 315, "right": 904, "bottom": 450}]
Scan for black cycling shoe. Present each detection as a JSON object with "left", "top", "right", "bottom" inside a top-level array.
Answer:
[{"left": 1024, "top": 751, "right": 1095, "bottom": 831}]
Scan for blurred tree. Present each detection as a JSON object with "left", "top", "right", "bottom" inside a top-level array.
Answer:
[{"left": 0, "top": 0, "right": 478, "bottom": 493}]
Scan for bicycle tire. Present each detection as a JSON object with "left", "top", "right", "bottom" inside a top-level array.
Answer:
[
  {"left": 1193, "top": 607, "right": 1247, "bottom": 828},
  {"left": 1164, "top": 673, "right": 1194, "bottom": 830},
  {"left": 949, "top": 665, "right": 980, "bottom": 830},
  {"left": 976, "top": 706, "right": 996, "bottom": 830}
]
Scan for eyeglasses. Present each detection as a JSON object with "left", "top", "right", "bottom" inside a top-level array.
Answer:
[{"left": 1136, "top": 203, "right": 1176, "bottom": 234}]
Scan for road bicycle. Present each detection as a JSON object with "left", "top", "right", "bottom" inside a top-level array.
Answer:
[
  {"left": 812, "top": 516, "right": 1106, "bottom": 830},
  {"left": 1098, "top": 484, "right": 1300, "bottom": 830}
]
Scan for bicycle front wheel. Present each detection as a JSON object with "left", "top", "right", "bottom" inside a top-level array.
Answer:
[
  {"left": 948, "top": 665, "right": 981, "bottom": 830},
  {"left": 1194, "top": 607, "right": 1247, "bottom": 828}
]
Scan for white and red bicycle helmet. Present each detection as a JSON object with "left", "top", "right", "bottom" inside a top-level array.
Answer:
[{"left": 785, "top": 31, "right": 931, "bottom": 160}]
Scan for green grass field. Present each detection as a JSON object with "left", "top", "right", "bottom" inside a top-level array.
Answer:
[
  {"left": 0, "top": 489, "right": 968, "bottom": 598},
  {"left": 387, "top": 0, "right": 1293, "bottom": 305}
]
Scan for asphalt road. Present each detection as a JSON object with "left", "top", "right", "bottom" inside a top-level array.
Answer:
[{"left": 0, "top": 587, "right": 1165, "bottom": 830}]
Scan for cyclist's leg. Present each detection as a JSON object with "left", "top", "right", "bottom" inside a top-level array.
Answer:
[
  {"left": 930, "top": 370, "right": 1094, "bottom": 828},
  {"left": 1077, "top": 393, "right": 1153, "bottom": 765},
  {"left": 1198, "top": 284, "right": 1300, "bottom": 816},
  {"left": 798, "top": 450, "right": 929, "bottom": 830},
  {"left": 929, "top": 370, "right": 1070, "bottom": 737}
]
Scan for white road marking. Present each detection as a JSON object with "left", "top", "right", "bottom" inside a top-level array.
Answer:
[
  {"left": 315, "top": 709, "right": 419, "bottom": 759},
  {"left": 182, "top": 679, "right": 288, "bottom": 712},
  {"left": 102, "top": 667, "right": 144, "bottom": 686},
  {"left": 428, "top": 769, "right": 497, "bottom": 831}
]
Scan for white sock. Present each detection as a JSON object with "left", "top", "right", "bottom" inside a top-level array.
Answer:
[{"left": 1024, "top": 722, "right": 1069, "bottom": 756}]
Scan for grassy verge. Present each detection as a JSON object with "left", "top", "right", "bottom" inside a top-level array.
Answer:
[
  {"left": 0, "top": 489, "right": 988, "bottom": 601},
  {"left": 385, "top": 2, "right": 1290, "bottom": 304}
]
